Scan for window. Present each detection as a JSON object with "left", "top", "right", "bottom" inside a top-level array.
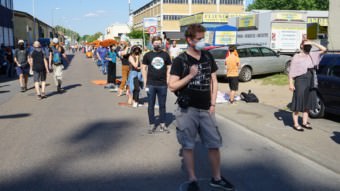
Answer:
[
  {"left": 237, "top": 48, "right": 248, "bottom": 58},
  {"left": 248, "top": 48, "right": 262, "bottom": 57},
  {"left": 260, "top": 48, "right": 276, "bottom": 57},
  {"left": 220, "top": 0, "right": 243, "bottom": 5},
  {"left": 163, "top": 0, "right": 188, "bottom": 3},
  {"left": 192, "top": 0, "right": 216, "bottom": 4},
  {"left": 330, "top": 65, "right": 340, "bottom": 78},
  {"left": 163, "top": 15, "right": 187, "bottom": 20},
  {"left": 210, "top": 49, "right": 227, "bottom": 60}
]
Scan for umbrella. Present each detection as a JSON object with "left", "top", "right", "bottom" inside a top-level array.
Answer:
[{"left": 100, "top": 39, "right": 118, "bottom": 47}]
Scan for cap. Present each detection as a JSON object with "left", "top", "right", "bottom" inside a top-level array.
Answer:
[
  {"left": 18, "top": 39, "right": 24, "bottom": 44},
  {"left": 52, "top": 38, "right": 59, "bottom": 44},
  {"left": 33, "top": 41, "right": 41, "bottom": 48}
]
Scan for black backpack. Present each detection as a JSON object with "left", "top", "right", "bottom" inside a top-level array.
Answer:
[{"left": 240, "top": 90, "right": 259, "bottom": 103}]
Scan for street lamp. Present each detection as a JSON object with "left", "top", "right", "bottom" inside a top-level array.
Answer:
[{"left": 51, "top": 7, "right": 60, "bottom": 27}]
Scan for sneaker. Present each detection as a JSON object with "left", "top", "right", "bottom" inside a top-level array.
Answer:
[
  {"left": 20, "top": 87, "right": 25, "bottom": 92},
  {"left": 209, "top": 176, "right": 234, "bottom": 191},
  {"left": 159, "top": 124, "right": 170, "bottom": 133},
  {"left": 187, "top": 181, "right": 200, "bottom": 191},
  {"left": 148, "top": 125, "right": 157, "bottom": 134},
  {"left": 132, "top": 102, "right": 138, "bottom": 108},
  {"left": 109, "top": 87, "right": 119, "bottom": 92}
]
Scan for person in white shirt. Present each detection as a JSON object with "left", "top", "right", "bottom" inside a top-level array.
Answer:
[{"left": 169, "top": 40, "right": 181, "bottom": 60}]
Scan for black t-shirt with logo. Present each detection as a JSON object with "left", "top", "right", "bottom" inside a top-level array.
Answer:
[
  {"left": 143, "top": 50, "right": 172, "bottom": 86},
  {"left": 170, "top": 51, "right": 218, "bottom": 110}
]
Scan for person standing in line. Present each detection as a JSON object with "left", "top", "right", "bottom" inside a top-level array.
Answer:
[
  {"left": 117, "top": 41, "right": 131, "bottom": 96},
  {"left": 105, "top": 44, "right": 118, "bottom": 91},
  {"left": 225, "top": 46, "right": 240, "bottom": 104},
  {"left": 5, "top": 47, "right": 15, "bottom": 78},
  {"left": 289, "top": 40, "right": 326, "bottom": 131},
  {"left": 31, "top": 41, "right": 49, "bottom": 99},
  {"left": 14, "top": 40, "right": 31, "bottom": 92},
  {"left": 168, "top": 24, "right": 234, "bottom": 191},
  {"left": 49, "top": 38, "right": 70, "bottom": 93},
  {"left": 169, "top": 40, "right": 181, "bottom": 60},
  {"left": 127, "top": 45, "right": 143, "bottom": 107},
  {"left": 142, "top": 36, "right": 172, "bottom": 133},
  {"left": 96, "top": 42, "right": 109, "bottom": 75}
]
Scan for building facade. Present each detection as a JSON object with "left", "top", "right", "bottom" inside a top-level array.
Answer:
[
  {"left": 132, "top": 0, "right": 244, "bottom": 39},
  {"left": 0, "top": 0, "right": 14, "bottom": 47},
  {"left": 13, "top": 10, "right": 56, "bottom": 46},
  {"left": 104, "top": 23, "right": 131, "bottom": 40},
  {"left": 328, "top": 0, "right": 340, "bottom": 50}
]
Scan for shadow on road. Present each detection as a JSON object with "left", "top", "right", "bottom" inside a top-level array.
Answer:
[
  {"left": 46, "top": 84, "right": 82, "bottom": 97},
  {"left": 0, "top": 90, "right": 10, "bottom": 94},
  {"left": 331, "top": 131, "right": 340, "bottom": 144},
  {"left": 274, "top": 109, "right": 294, "bottom": 128},
  {"left": 0, "top": 113, "right": 31, "bottom": 119}
]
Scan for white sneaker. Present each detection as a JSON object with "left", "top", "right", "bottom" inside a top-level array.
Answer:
[{"left": 132, "top": 102, "right": 138, "bottom": 108}]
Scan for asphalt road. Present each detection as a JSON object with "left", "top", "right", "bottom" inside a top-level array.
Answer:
[{"left": 0, "top": 52, "right": 339, "bottom": 191}]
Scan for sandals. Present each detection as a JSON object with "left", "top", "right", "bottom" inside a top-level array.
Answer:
[
  {"left": 301, "top": 122, "right": 312, "bottom": 130},
  {"left": 293, "top": 125, "right": 304, "bottom": 132}
]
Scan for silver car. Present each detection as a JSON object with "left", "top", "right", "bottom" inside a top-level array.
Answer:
[{"left": 209, "top": 45, "right": 292, "bottom": 82}]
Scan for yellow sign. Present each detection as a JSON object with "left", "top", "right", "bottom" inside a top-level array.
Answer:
[
  {"left": 203, "top": 13, "right": 229, "bottom": 23},
  {"left": 179, "top": 13, "right": 203, "bottom": 26},
  {"left": 238, "top": 15, "right": 256, "bottom": 28},
  {"left": 308, "top": 17, "right": 328, "bottom": 26},
  {"left": 274, "top": 12, "right": 304, "bottom": 21},
  {"left": 215, "top": 31, "right": 236, "bottom": 45}
]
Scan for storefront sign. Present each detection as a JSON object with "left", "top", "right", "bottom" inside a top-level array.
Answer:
[
  {"left": 214, "top": 31, "right": 236, "bottom": 45},
  {"left": 179, "top": 13, "right": 203, "bottom": 26},
  {"left": 308, "top": 17, "right": 328, "bottom": 26},
  {"left": 273, "top": 12, "right": 305, "bottom": 21},
  {"left": 238, "top": 15, "right": 257, "bottom": 28},
  {"left": 203, "top": 13, "right": 229, "bottom": 23}
]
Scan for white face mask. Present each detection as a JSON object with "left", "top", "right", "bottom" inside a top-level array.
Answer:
[{"left": 194, "top": 39, "right": 205, "bottom": 51}]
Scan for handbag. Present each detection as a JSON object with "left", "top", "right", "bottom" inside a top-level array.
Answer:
[
  {"left": 308, "top": 55, "right": 318, "bottom": 89},
  {"left": 240, "top": 90, "right": 259, "bottom": 103}
]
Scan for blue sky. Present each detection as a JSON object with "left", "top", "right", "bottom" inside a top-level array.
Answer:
[{"left": 14, "top": 0, "right": 150, "bottom": 36}]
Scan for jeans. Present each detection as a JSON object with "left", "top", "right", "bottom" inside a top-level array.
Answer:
[
  {"left": 100, "top": 59, "right": 108, "bottom": 74},
  {"left": 147, "top": 85, "right": 167, "bottom": 125},
  {"left": 128, "top": 71, "right": 143, "bottom": 102}
]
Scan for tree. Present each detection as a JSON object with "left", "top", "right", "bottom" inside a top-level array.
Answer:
[
  {"left": 247, "top": 0, "right": 329, "bottom": 11},
  {"left": 127, "top": 29, "right": 144, "bottom": 39},
  {"left": 81, "top": 32, "right": 103, "bottom": 43}
]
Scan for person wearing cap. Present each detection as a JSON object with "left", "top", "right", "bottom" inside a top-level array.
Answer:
[
  {"left": 31, "top": 41, "right": 49, "bottom": 99},
  {"left": 49, "top": 38, "right": 69, "bottom": 93},
  {"left": 14, "top": 40, "right": 31, "bottom": 92}
]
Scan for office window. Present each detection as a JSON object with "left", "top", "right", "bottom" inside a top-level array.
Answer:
[
  {"left": 1, "top": 0, "right": 5, "bottom": 7},
  {"left": 220, "top": 0, "right": 243, "bottom": 5},
  {"left": 163, "top": 0, "right": 188, "bottom": 4},
  {"left": 163, "top": 15, "right": 187, "bottom": 20},
  {"left": 192, "top": 0, "right": 216, "bottom": 4},
  {"left": 0, "top": 27, "right": 3, "bottom": 45}
]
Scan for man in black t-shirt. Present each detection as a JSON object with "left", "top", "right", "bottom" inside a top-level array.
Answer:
[
  {"left": 14, "top": 40, "right": 30, "bottom": 92},
  {"left": 142, "top": 36, "right": 172, "bottom": 133},
  {"left": 168, "top": 24, "right": 234, "bottom": 191}
]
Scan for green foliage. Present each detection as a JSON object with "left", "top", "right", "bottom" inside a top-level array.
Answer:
[
  {"left": 247, "top": 0, "right": 329, "bottom": 11},
  {"left": 55, "top": 25, "right": 80, "bottom": 42},
  {"left": 80, "top": 32, "right": 103, "bottom": 43},
  {"left": 127, "top": 29, "right": 150, "bottom": 41}
]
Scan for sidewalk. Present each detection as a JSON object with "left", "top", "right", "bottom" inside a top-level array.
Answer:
[{"left": 215, "top": 101, "right": 340, "bottom": 175}]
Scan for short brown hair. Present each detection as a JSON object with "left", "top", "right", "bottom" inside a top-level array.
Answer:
[
  {"left": 185, "top": 24, "right": 206, "bottom": 39},
  {"left": 152, "top": 36, "right": 162, "bottom": 43}
]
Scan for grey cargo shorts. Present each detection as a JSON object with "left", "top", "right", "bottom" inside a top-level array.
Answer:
[{"left": 175, "top": 107, "right": 222, "bottom": 149}]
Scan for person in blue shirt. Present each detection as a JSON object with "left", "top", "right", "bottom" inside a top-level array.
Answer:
[
  {"left": 105, "top": 45, "right": 118, "bottom": 90},
  {"left": 96, "top": 43, "right": 109, "bottom": 75}
]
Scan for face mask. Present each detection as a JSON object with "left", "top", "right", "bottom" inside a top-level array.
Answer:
[
  {"left": 153, "top": 45, "right": 161, "bottom": 51},
  {"left": 303, "top": 45, "right": 312, "bottom": 53},
  {"left": 194, "top": 39, "right": 205, "bottom": 51}
]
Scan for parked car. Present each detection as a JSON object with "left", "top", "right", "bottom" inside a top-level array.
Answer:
[
  {"left": 309, "top": 54, "right": 340, "bottom": 118},
  {"left": 209, "top": 45, "right": 291, "bottom": 81}
]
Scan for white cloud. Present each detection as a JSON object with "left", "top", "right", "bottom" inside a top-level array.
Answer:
[
  {"left": 96, "top": 10, "right": 106, "bottom": 14},
  {"left": 84, "top": 12, "right": 98, "bottom": 17}
]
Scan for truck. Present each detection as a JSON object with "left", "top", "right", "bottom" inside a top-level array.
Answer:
[{"left": 229, "top": 10, "right": 307, "bottom": 55}]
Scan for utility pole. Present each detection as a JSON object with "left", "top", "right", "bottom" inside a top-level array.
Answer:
[
  {"left": 328, "top": 0, "right": 340, "bottom": 51},
  {"left": 32, "top": 0, "right": 36, "bottom": 42}
]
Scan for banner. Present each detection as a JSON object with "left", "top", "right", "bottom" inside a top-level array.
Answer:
[
  {"left": 143, "top": 17, "right": 158, "bottom": 29},
  {"left": 214, "top": 31, "right": 236, "bottom": 45}
]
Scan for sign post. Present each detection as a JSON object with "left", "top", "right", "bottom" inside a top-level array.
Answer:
[{"left": 143, "top": 17, "right": 158, "bottom": 50}]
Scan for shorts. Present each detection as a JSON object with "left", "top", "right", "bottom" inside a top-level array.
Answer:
[
  {"left": 175, "top": 107, "right": 222, "bottom": 149},
  {"left": 228, "top": 77, "right": 239, "bottom": 91},
  {"left": 33, "top": 71, "right": 47, "bottom": 82},
  {"left": 16, "top": 66, "right": 30, "bottom": 76}
]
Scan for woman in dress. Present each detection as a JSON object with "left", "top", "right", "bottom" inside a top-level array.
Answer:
[{"left": 289, "top": 40, "right": 326, "bottom": 131}]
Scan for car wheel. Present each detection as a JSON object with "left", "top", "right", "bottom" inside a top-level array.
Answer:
[
  {"left": 284, "top": 61, "right": 290, "bottom": 75},
  {"left": 239, "top": 67, "right": 252, "bottom": 82},
  {"left": 309, "top": 94, "right": 325, "bottom": 118}
]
